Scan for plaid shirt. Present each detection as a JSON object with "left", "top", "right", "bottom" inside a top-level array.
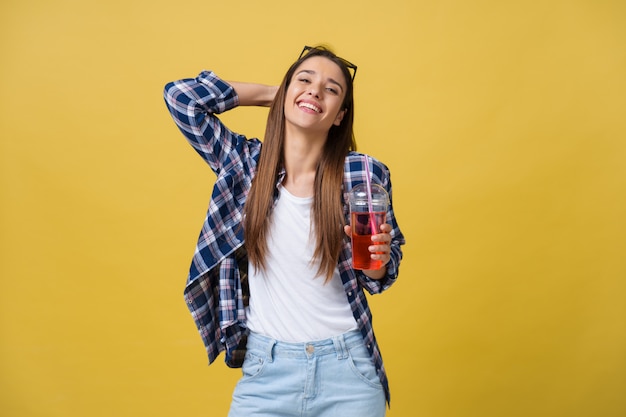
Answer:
[{"left": 164, "top": 71, "right": 405, "bottom": 404}]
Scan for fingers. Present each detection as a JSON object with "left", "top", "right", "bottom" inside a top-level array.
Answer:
[
  {"left": 371, "top": 223, "right": 392, "bottom": 244},
  {"left": 346, "top": 222, "right": 393, "bottom": 266},
  {"left": 369, "top": 223, "right": 392, "bottom": 264}
]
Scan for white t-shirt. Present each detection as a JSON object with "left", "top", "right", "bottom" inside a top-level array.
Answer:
[{"left": 246, "top": 185, "right": 357, "bottom": 342}]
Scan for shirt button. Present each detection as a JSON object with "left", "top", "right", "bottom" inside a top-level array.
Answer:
[
  {"left": 347, "top": 291, "right": 352, "bottom": 296},
  {"left": 306, "top": 344, "right": 314, "bottom": 354}
]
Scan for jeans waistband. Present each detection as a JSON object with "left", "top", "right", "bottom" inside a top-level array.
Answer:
[{"left": 246, "top": 330, "right": 363, "bottom": 361}]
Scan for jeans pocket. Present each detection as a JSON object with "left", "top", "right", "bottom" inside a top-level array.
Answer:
[
  {"left": 347, "top": 346, "right": 383, "bottom": 389},
  {"left": 241, "top": 349, "right": 267, "bottom": 379}
]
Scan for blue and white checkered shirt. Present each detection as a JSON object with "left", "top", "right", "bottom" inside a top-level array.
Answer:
[{"left": 164, "top": 71, "right": 405, "bottom": 404}]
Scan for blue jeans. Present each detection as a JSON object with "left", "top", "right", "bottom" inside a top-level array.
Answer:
[{"left": 228, "top": 330, "right": 386, "bottom": 417}]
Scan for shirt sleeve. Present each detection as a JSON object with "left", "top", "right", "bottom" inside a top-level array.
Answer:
[{"left": 163, "top": 70, "right": 243, "bottom": 175}]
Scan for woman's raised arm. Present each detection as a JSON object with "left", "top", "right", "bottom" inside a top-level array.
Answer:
[{"left": 228, "top": 81, "right": 278, "bottom": 107}]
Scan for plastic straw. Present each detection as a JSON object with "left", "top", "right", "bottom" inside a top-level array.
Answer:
[{"left": 363, "top": 155, "right": 378, "bottom": 234}]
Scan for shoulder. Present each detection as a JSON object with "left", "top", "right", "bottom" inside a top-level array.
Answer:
[
  {"left": 345, "top": 151, "right": 389, "bottom": 168},
  {"left": 344, "top": 151, "right": 390, "bottom": 185}
]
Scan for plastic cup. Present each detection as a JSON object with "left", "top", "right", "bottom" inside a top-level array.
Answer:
[{"left": 348, "top": 183, "right": 389, "bottom": 270}]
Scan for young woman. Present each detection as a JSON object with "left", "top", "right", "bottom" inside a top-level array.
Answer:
[{"left": 164, "top": 46, "right": 405, "bottom": 416}]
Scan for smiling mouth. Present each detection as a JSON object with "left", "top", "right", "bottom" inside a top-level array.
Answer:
[{"left": 298, "top": 102, "right": 322, "bottom": 113}]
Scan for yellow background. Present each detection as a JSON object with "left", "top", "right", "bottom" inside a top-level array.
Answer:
[{"left": 1, "top": 0, "right": 625, "bottom": 416}]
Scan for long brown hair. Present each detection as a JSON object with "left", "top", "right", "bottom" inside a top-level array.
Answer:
[{"left": 244, "top": 46, "right": 356, "bottom": 281}]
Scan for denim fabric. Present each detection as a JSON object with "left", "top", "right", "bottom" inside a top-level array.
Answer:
[{"left": 228, "top": 330, "right": 386, "bottom": 417}]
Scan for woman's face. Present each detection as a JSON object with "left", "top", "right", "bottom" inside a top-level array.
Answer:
[{"left": 283, "top": 56, "right": 348, "bottom": 135}]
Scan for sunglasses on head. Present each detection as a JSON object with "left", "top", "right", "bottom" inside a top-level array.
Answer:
[{"left": 298, "top": 46, "right": 358, "bottom": 81}]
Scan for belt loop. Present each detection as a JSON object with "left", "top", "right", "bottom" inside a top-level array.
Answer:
[
  {"left": 333, "top": 334, "right": 348, "bottom": 360},
  {"left": 266, "top": 339, "right": 276, "bottom": 363}
]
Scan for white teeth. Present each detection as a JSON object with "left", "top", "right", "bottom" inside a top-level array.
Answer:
[{"left": 299, "top": 102, "right": 321, "bottom": 113}]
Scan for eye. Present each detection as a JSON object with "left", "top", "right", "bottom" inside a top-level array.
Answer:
[
  {"left": 326, "top": 87, "right": 339, "bottom": 95},
  {"left": 298, "top": 77, "right": 311, "bottom": 84}
]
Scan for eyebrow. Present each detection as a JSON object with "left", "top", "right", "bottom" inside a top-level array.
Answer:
[{"left": 296, "top": 69, "right": 345, "bottom": 93}]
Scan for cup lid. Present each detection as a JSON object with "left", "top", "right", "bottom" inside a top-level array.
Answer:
[{"left": 348, "top": 183, "right": 389, "bottom": 204}]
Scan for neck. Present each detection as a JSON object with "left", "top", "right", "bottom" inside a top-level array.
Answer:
[{"left": 282, "top": 127, "right": 326, "bottom": 197}]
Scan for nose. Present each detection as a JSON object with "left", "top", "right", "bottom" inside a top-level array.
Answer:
[{"left": 307, "top": 83, "right": 321, "bottom": 98}]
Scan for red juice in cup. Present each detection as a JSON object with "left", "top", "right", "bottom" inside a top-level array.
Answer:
[
  {"left": 351, "top": 211, "right": 386, "bottom": 270},
  {"left": 348, "top": 182, "right": 389, "bottom": 270}
]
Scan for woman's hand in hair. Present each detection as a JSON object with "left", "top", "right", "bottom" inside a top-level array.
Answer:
[{"left": 228, "top": 81, "right": 278, "bottom": 107}]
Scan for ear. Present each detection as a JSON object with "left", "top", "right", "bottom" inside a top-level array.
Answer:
[{"left": 333, "top": 109, "right": 346, "bottom": 126}]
